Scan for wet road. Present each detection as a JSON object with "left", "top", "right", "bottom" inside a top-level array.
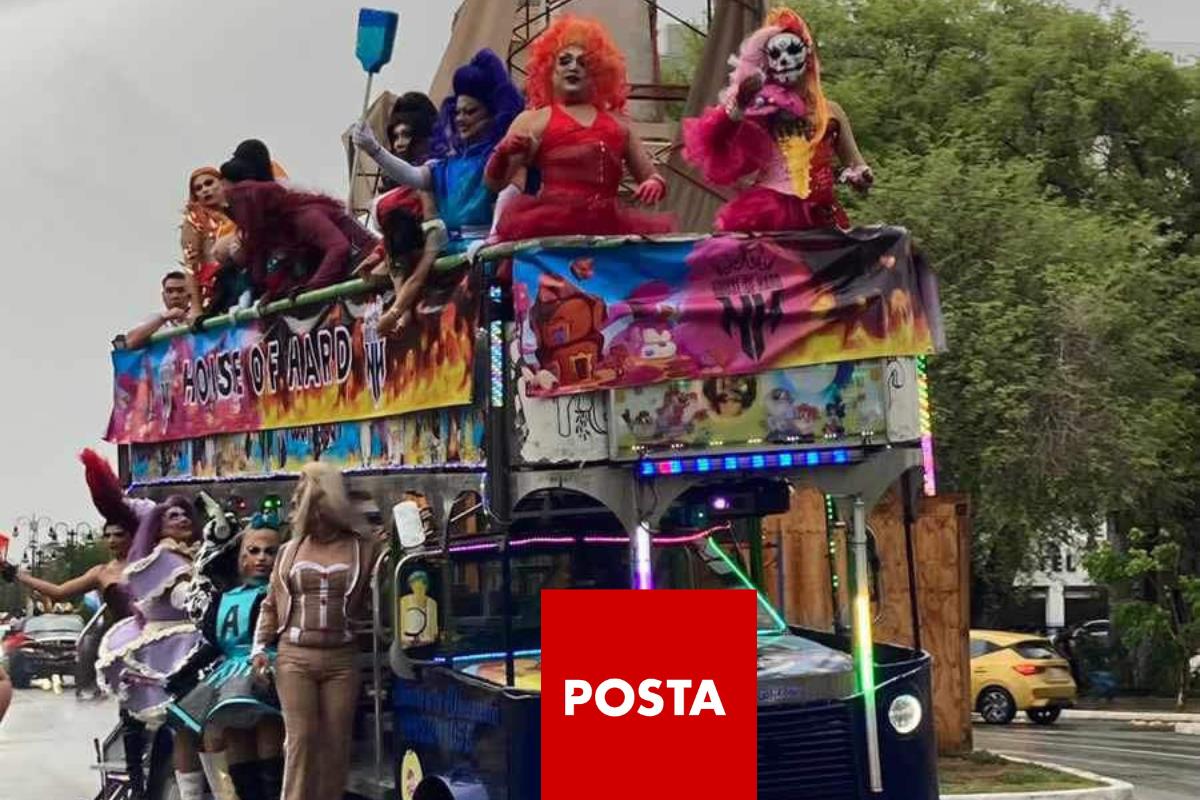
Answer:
[
  {"left": 0, "top": 687, "right": 118, "bottom": 799},
  {"left": 975, "top": 719, "right": 1200, "bottom": 800}
]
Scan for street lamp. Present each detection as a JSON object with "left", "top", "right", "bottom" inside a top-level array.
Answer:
[{"left": 13, "top": 514, "right": 53, "bottom": 575}]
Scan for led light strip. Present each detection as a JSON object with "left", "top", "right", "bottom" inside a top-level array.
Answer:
[
  {"left": 636, "top": 447, "right": 861, "bottom": 478},
  {"left": 703, "top": 536, "right": 788, "bottom": 634},
  {"left": 633, "top": 523, "right": 653, "bottom": 589},
  {"left": 916, "top": 355, "right": 937, "bottom": 496},
  {"left": 443, "top": 525, "right": 734, "bottom": 554},
  {"left": 488, "top": 286, "right": 504, "bottom": 409}
]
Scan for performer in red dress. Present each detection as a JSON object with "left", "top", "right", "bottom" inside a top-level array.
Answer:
[
  {"left": 682, "top": 8, "right": 873, "bottom": 233},
  {"left": 486, "top": 15, "right": 674, "bottom": 241}
]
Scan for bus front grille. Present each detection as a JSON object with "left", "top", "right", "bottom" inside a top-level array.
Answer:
[{"left": 758, "top": 700, "right": 861, "bottom": 799}]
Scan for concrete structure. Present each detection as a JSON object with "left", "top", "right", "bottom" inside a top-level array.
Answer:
[{"left": 1015, "top": 529, "right": 1105, "bottom": 633}]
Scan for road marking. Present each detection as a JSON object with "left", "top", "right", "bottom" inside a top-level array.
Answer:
[
  {"left": 983, "top": 740, "right": 1200, "bottom": 762},
  {"left": 978, "top": 728, "right": 1200, "bottom": 753}
]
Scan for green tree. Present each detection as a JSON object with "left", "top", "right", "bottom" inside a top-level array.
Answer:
[
  {"left": 1085, "top": 528, "right": 1200, "bottom": 707},
  {"left": 799, "top": 0, "right": 1200, "bottom": 249},
  {"left": 669, "top": 0, "right": 1200, "bottom": 630},
  {"left": 753, "top": 0, "right": 1200, "bottom": 623}
]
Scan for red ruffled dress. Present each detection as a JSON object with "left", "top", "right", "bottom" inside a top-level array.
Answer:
[
  {"left": 495, "top": 105, "right": 676, "bottom": 241},
  {"left": 683, "top": 106, "right": 850, "bottom": 233}
]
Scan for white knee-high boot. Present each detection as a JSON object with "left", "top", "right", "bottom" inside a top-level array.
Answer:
[
  {"left": 199, "top": 750, "right": 240, "bottom": 800},
  {"left": 175, "top": 770, "right": 207, "bottom": 800}
]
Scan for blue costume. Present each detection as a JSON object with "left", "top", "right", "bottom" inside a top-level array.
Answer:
[
  {"left": 429, "top": 142, "right": 497, "bottom": 251},
  {"left": 429, "top": 49, "right": 524, "bottom": 253},
  {"left": 166, "top": 580, "right": 280, "bottom": 735}
]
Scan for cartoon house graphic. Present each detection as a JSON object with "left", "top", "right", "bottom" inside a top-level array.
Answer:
[{"left": 529, "top": 273, "right": 607, "bottom": 386}]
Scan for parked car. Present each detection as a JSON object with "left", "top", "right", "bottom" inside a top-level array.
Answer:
[
  {"left": 970, "top": 629, "right": 1077, "bottom": 725},
  {"left": 1, "top": 613, "right": 84, "bottom": 688},
  {"left": 1071, "top": 619, "right": 1112, "bottom": 647}
]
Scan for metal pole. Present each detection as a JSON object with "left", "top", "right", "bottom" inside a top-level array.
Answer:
[
  {"left": 370, "top": 551, "right": 387, "bottom": 787},
  {"left": 347, "top": 72, "right": 376, "bottom": 207},
  {"left": 901, "top": 471, "right": 923, "bottom": 652},
  {"left": 483, "top": 271, "right": 515, "bottom": 687},
  {"left": 851, "top": 496, "right": 883, "bottom": 793},
  {"left": 774, "top": 527, "right": 786, "bottom": 614},
  {"left": 746, "top": 518, "right": 765, "bottom": 591}
]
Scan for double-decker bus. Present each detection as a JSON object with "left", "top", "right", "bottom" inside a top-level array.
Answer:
[{"left": 96, "top": 223, "right": 943, "bottom": 800}]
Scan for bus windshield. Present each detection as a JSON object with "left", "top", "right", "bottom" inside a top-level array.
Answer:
[{"left": 421, "top": 536, "right": 784, "bottom": 661}]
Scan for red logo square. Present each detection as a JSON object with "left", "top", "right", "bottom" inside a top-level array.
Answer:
[{"left": 541, "top": 589, "right": 758, "bottom": 799}]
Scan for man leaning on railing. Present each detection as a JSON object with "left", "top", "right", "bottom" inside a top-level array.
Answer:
[{"left": 114, "top": 271, "right": 191, "bottom": 350}]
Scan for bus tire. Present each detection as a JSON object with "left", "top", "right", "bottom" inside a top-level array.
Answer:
[{"left": 977, "top": 686, "right": 1016, "bottom": 725}]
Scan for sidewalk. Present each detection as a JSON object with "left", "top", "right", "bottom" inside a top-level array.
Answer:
[
  {"left": 1065, "top": 696, "right": 1200, "bottom": 725},
  {"left": 1074, "top": 696, "right": 1200, "bottom": 714}
]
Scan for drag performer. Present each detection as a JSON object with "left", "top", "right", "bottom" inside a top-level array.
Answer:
[
  {"left": 682, "top": 8, "right": 872, "bottom": 232},
  {"left": 252, "top": 462, "right": 379, "bottom": 800},
  {"left": 487, "top": 15, "right": 674, "bottom": 240},
  {"left": 0, "top": 453, "right": 138, "bottom": 700},
  {"left": 93, "top": 484, "right": 209, "bottom": 800},
  {"left": 364, "top": 92, "right": 447, "bottom": 336},
  {"left": 168, "top": 521, "right": 284, "bottom": 800},
  {"left": 222, "top": 180, "right": 380, "bottom": 303},
  {"left": 221, "top": 139, "right": 289, "bottom": 184},
  {"left": 2, "top": 519, "right": 132, "bottom": 697},
  {"left": 180, "top": 167, "right": 243, "bottom": 318},
  {"left": 351, "top": 48, "right": 524, "bottom": 257},
  {"left": 0, "top": 453, "right": 151, "bottom": 792}
]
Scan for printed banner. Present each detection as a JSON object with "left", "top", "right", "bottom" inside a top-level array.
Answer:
[
  {"left": 509, "top": 326, "right": 610, "bottom": 465},
  {"left": 107, "top": 273, "right": 479, "bottom": 444},
  {"left": 611, "top": 360, "right": 888, "bottom": 458},
  {"left": 512, "top": 228, "right": 943, "bottom": 397},
  {"left": 129, "top": 407, "right": 485, "bottom": 484}
]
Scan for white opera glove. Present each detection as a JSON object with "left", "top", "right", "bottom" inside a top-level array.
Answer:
[
  {"left": 352, "top": 119, "right": 432, "bottom": 190},
  {"left": 351, "top": 119, "right": 384, "bottom": 157}
]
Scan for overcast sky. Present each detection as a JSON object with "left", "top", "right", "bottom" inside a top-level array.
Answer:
[{"left": 0, "top": 0, "right": 1195, "bottom": 543}]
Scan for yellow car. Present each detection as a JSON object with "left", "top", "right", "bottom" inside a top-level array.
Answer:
[{"left": 970, "top": 629, "right": 1076, "bottom": 725}]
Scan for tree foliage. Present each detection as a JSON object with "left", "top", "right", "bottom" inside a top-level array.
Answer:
[
  {"left": 1085, "top": 529, "right": 1200, "bottom": 706},
  {"left": 770, "top": 0, "right": 1200, "bottom": 619}
]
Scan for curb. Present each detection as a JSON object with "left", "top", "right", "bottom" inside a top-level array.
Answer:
[
  {"left": 942, "top": 755, "right": 1134, "bottom": 800},
  {"left": 1176, "top": 722, "right": 1200, "bottom": 735}
]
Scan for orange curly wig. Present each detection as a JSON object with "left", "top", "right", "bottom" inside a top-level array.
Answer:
[{"left": 524, "top": 16, "right": 628, "bottom": 112}]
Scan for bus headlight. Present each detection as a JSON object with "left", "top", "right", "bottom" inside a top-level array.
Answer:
[{"left": 887, "top": 694, "right": 922, "bottom": 735}]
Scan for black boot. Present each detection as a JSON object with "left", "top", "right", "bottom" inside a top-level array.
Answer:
[
  {"left": 229, "top": 761, "right": 264, "bottom": 800},
  {"left": 119, "top": 709, "right": 147, "bottom": 800},
  {"left": 260, "top": 757, "right": 285, "bottom": 800}
]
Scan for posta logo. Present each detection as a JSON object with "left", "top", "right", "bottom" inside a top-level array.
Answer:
[{"left": 542, "top": 589, "right": 758, "bottom": 798}]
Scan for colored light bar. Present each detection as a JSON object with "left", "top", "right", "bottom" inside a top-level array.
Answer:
[
  {"left": 637, "top": 447, "right": 860, "bottom": 477},
  {"left": 850, "top": 498, "right": 883, "bottom": 793},
  {"left": 633, "top": 523, "right": 653, "bottom": 589},
  {"left": 437, "top": 648, "right": 542, "bottom": 665},
  {"left": 916, "top": 356, "right": 937, "bottom": 496},
  {"left": 488, "top": 286, "right": 504, "bottom": 409}
]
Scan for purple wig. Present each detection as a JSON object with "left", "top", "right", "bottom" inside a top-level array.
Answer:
[
  {"left": 433, "top": 48, "right": 524, "bottom": 155},
  {"left": 129, "top": 494, "right": 196, "bottom": 562}
]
